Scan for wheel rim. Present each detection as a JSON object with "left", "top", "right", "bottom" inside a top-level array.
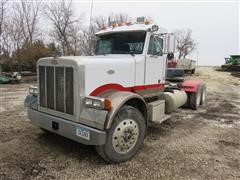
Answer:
[
  {"left": 112, "top": 119, "right": 139, "bottom": 154},
  {"left": 201, "top": 88, "right": 206, "bottom": 103},
  {"left": 196, "top": 90, "right": 201, "bottom": 106}
]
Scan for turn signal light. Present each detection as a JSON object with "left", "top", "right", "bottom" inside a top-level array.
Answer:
[
  {"left": 112, "top": 22, "right": 118, "bottom": 28},
  {"left": 126, "top": 21, "right": 132, "bottom": 26},
  {"left": 104, "top": 99, "right": 112, "bottom": 110},
  {"left": 101, "top": 26, "right": 107, "bottom": 30},
  {"left": 144, "top": 19, "right": 151, "bottom": 25},
  {"left": 117, "top": 22, "right": 124, "bottom": 26}
]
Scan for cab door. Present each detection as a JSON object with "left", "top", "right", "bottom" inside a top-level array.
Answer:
[{"left": 145, "top": 35, "right": 165, "bottom": 85}]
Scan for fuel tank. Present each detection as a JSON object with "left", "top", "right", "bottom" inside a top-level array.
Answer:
[{"left": 164, "top": 90, "right": 187, "bottom": 114}]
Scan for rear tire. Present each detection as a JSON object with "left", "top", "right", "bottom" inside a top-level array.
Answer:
[
  {"left": 189, "top": 87, "right": 201, "bottom": 110},
  {"left": 95, "top": 105, "right": 146, "bottom": 163},
  {"left": 200, "top": 84, "right": 206, "bottom": 105}
]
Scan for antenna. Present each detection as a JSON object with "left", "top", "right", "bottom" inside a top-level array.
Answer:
[{"left": 89, "top": 0, "right": 94, "bottom": 33}]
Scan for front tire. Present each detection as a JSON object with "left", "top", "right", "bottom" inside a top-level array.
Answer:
[
  {"left": 40, "top": 128, "right": 52, "bottom": 134},
  {"left": 95, "top": 105, "right": 146, "bottom": 163}
]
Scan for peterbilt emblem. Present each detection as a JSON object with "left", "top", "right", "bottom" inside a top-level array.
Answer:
[
  {"left": 51, "top": 58, "right": 58, "bottom": 65},
  {"left": 107, "top": 69, "right": 115, "bottom": 75}
]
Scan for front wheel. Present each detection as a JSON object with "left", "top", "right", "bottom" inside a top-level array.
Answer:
[
  {"left": 40, "top": 128, "right": 52, "bottom": 134},
  {"left": 95, "top": 105, "right": 146, "bottom": 163}
]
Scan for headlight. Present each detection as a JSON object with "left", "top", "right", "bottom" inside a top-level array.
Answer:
[
  {"left": 85, "top": 96, "right": 112, "bottom": 110},
  {"left": 85, "top": 98, "right": 93, "bottom": 106},
  {"left": 29, "top": 86, "right": 38, "bottom": 96}
]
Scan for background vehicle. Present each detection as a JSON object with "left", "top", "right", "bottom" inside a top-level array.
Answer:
[
  {"left": 0, "top": 72, "right": 21, "bottom": 84},
  {"left": 222, "top": 55, "right": 240, "bottom": 71},
  {"left": 25, "top": 17, "right": 206, "bottom": 163},
  {"left": 167, "top": 57, "right": 196, "bottom": 75},
  {"left": 176, "top": 59, "right": 196, "bottom": 74}
]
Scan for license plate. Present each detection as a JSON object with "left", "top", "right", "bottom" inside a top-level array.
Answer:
[{"left": 76, "top": 127, "right": 90, "bottom": 140}]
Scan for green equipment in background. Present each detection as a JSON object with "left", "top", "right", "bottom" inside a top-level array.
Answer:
[{"left": 222, "top": 55, "right": 240, "bottom": 71}]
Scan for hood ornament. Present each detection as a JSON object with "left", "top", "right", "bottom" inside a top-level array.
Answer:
[{"left": 51, "top": 51, "right": 62, "bottom": 65}]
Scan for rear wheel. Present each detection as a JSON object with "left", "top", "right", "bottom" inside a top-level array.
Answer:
[
  {"left": 189, "top": 87, "right": 201, "bottom": 110},
  {"left": 200, "top": 84, "right": 206, "bottom": 105},
  {"left": 95, "top": 105, "right": 146, "bottom": 163}
]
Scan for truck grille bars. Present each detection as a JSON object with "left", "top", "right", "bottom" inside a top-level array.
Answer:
[{"left": 39, "top": 66, "right": 74, "bottom": 115}]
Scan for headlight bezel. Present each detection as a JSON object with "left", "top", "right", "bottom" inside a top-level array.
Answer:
[
  {"left": 84, "top": 96, "right": 112, "bottom": 110},
  {"left": 84, "top": 96, "right": 105, "bottom": 109}
]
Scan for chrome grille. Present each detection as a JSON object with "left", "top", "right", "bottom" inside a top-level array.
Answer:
[
  {"left": 46, "top": 67, "right": 54, "bottom": 109},
  {"left": 39, "top": 66, "right": 74, "bottom": 115},
  {"left": 55, "top": 67, "right": 64, "bottom": 112},
  {"left": 65, "top": 67, "right": 74, "bottom": 114},
  {"left": 39, "top": 66, "right": 46, "bottom": 107}
]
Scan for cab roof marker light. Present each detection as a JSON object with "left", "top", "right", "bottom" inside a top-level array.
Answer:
[
  {"left": 112, "top": 22, "right": 118, "bottom": 28},
  {"left": 101, "top": 26, "right": 107, "bottom": 30},
  {"left": 126, "top": 21, "right": 132, "bottom": 26},
  {"left": 144, "top": 19, "right": 151, "bottom": 25},
  {"left": 117, "top": 22, "right": 124, "bottom": 26}
]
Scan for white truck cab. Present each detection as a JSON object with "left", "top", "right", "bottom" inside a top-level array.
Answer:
[{"left": 25, "top": 18, "right": 206, "bottom": 163}]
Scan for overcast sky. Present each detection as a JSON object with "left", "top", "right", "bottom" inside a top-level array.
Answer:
[{"left": 73, "top": 0, "right": 239, "bottom": 65}]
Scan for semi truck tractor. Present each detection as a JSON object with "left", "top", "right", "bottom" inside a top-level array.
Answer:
[{"left": 25, "top": 18, "right": 206, "bottom": 163}]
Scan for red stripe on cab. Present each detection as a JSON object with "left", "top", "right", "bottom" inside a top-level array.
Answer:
[{"left": 90, "top": 83, "right": 165, "bottom": 96}]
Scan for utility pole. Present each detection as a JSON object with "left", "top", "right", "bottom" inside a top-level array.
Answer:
[
  {"left": 196, "top": 50, "right": 199, "bottom": 67},
  {"left": 88, "top": 0, "right": 94, "bottom": 55}
]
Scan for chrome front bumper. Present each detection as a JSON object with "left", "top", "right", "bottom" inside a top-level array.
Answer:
[{"left": 28, "top": 108, "right": 106, "bottom": 145}]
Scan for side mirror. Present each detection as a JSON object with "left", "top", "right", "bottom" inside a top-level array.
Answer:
[{"left": 164, "top": 33, "right": 175, "bottom": 54}]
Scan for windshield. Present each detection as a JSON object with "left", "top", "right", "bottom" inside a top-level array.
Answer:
[{"left": 95, "top": 32, "right": 146, "bottom": 55}]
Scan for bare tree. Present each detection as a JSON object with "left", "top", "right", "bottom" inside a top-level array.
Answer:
[
  {"left": 1, "top": 0, "right": 41, "bottom": 72},
  {"left": 2, "top": 10, "right": 25, "bottom": 71},
  {"left": 174, "top": 29, "right": 197, "bottom": 59},
  {"left": 0, "top": 0, "right": 8, "bottom": 36},
  {"left": 45, "top": 0, "right": 81, "bottom": 55},
  {"left": 0, "top": 0, "right": 8, "bottom": 55},
  {"left": 13, "top": 0, "right": 41, "bottom": 44},
  {"left": 68, "top": 21, "right": 83, "bottom": 55},
  {"left": 78, "top": 31, "right": 92, "bottom": 55},
  {"left": 4, "top": 14, "right": 24, "bottom": 52}
]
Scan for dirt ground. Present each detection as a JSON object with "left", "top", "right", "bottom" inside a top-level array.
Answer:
[{"left": 0, "top": 67, "right": 239, "bottom": 180}]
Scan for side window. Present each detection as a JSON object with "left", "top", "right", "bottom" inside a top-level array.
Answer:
[
  {"left": 148, "top": 36, "right": 163, "bottom": 55},
  {"left": 157, "top": 37, "right": 163, "bottom": 55}
]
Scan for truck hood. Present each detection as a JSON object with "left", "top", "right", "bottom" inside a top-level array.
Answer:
[
  {"left": 80, "top": 55, "right": 136, "bottom": 96},
  {"left": 38, "top": 55, "right": 137, "bottom": 96},
  {"left": 81, "top": 54, "right": 135, "bottom": 64}
]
